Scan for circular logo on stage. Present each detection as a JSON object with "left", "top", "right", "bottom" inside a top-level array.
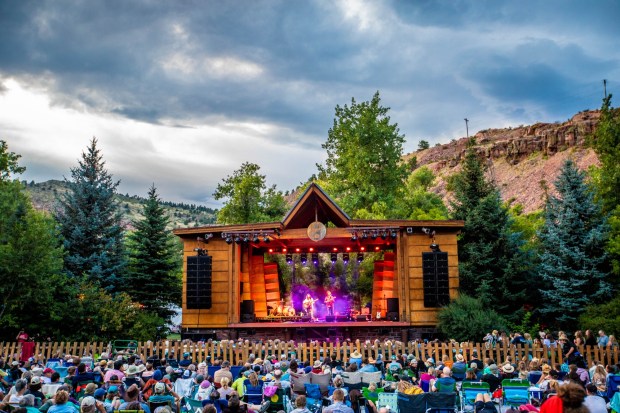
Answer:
[{"left": 307, "top": 221, "right": 327, "bottom": 241}]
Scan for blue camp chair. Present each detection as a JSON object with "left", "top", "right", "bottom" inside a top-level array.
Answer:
[
  {"left": 501, "top": 379, "right": 530, "bottom": 408},
  {"left": 460, "top": 382, "right": 490, "bottom": 412}
]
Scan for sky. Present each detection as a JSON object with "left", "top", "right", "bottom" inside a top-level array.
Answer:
[{"left": 1, "top": 0, "right": 618, "bottom": 207}]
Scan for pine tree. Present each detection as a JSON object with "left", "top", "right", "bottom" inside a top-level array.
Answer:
[
  {"left": 450, "top": 139, "right": 534, "bottom": 321},
  {"left": 127, "top": 184, "right": 181, "bottom": 321},
  {"left": 537, "top": 159, "right": 611, "bottom": 327},
  {"left": 56, "top": 138, "right": 126, "bottom": 292}
]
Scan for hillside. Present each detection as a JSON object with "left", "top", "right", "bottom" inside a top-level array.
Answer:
[
  {"left": 23, "top": 180, "right": 217, "bottom": 230},
  {"left": 404, "top": 110, "right": 602, "bottom": 213}
]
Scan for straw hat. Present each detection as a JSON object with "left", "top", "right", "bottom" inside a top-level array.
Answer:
[
  {"left": 456, "top": 354, "right": 464, "bottom": 362},
  {"left": 351, "top": 350, "right": 362, "bottom": 358},
  {"left": 502, "top": 364, "right": 515, "bottom": 374}
]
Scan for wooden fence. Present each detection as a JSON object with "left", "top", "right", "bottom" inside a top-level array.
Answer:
[{"left": 1, "top": 340, "right": 618, "bottom": 367}]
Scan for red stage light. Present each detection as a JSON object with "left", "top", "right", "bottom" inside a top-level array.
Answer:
[
  {"left": 309, "top": 247, "right": 314, "bottom": 252},
  {"left": 268, "top": 248, "right": 274, "bottom": 253},
  {"left": 333, "top": 247, "right": 338, "bottom": 251},
  {"left": 282, "top": 248, "right": 287, "bottom": 253},
  {"left": 360, "top": 246, "right": 366, "bottom": 251},
  {"left": 375, "top": 246, "right": 380, "bottom": 251},
  {"left": 346, "top": 246, "right": 351, "bottom": 252},
  {"left": 295, "top": 248, "right": 301, "bottom": 252}
]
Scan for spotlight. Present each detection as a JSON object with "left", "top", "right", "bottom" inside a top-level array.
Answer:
[
  {"left": 430, "top": 243, "right": 441, "bottom": 252},
  {"left": 343, "top": 253, "right": 349, "bottom": 264},
  {"left": 243, "top": 234, "right": 250, "bottom": 243},
  {"left": 301, "top": 253, "right": 308, "bottom": 265},
  {"left": 286, "top": 253, "right": 293, "bottom": 264},
  {"left": 380, "top": 231, "right": 387, "bottom": 240},
  {"left": 225, "top": 235, "right": 233, "bottom": 245},
  {"left": 252, "top": 234, "right": 260, "bottom": 243},
  {"left": 390, "top": 230, "right": 397, "bottom": 239},
  {"left": 234, "top": 235, "right": 242, "bottom": 244},
  {"left": 330, "top": 253, "right": 338, "bottom": 263},
  {"left": 350, "top": 232, "right": 358, "bottom": 242},
  {"left": 312, "top": 253, "right": 319, "bottom": 265},
  {"left": 371, "top": 231, "right": 378, "bottom": 240},
  {"left": 357, "top": 253, "right": 364, "bottom": 263},
  {"left": 362, "top": 231, "right": 368, "bottom": 240},
  {"left": 263, "top": 235, "right": 270, "bottom": 243}
]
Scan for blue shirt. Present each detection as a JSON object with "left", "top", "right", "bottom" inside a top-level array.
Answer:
[
  {"left": 323, "top": 401, "right": 354, "bottom": 413},
  {"left": 598, "top": 335, "right": 609, "bottom": 347}
]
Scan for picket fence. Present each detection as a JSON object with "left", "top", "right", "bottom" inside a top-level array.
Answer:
[{"left": 1, "top": 340, "right": 618, "bottom": 367}]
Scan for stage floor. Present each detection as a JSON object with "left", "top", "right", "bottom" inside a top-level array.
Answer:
[{"left": 228, "top": 321, "right": 410, "bottom": 328}]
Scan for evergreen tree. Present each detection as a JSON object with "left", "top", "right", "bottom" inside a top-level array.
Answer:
[
  {"left": 537, "top": 159, "right": 611, "bottom": 328},
  {"left": 450, "top": 139, "right": 534, "bottom": 322},
  {"left": 127, "top": 184, "right": 181, "bottom": 322},
  {"left": 56, "top": 138, "right": 126, "bottom": 292},
  {"left": 317, "top": 91, "right": 407, "bottom": 218}
]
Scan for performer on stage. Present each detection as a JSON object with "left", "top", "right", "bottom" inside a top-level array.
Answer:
[
  {"left": 303, "top": 293, "right": 318, "bottom": 319},
  {"left": 324, "top": 291, "right": 335, "bottom": 316}
]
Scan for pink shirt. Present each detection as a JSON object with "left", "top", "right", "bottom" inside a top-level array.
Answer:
[{"left": 104, "top": 368, "right": 126, "bottom": 382}]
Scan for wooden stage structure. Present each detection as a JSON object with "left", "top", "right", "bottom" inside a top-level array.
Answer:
[{"left": 173, "top": 183, "right": 464, "bottom": 341}]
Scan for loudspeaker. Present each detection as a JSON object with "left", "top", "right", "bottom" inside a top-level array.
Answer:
[
  {"left": 387, "top": 298, "right": 399, "bottom": 313},
  {"left": 241, "top": 300, "right": 255, "bottom": 323},
  {"left": 336, "top": 315, "right": 349, "bottom": 322},
  {"left": 422, "top": 252, "right": 450, "bottom": 307},
  {"left": 356, "top": 314, "right": 370, "bottom": 322},
  {"left": 325, "top": 315, "right": 335, "bottom": 322},
  {"left": 186, "top": 255, "right": 212, "bottom": 309},
  {"left": 387, "top": 312, "right": 399, "bottom": 321}
]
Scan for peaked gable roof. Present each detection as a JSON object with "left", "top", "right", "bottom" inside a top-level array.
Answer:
[{"left": 282, "top": 183, "right": 350, "bottom": 229}]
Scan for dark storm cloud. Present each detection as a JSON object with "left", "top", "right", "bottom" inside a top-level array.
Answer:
[{"left": 1, "top": 0, "right": 618, "bottom": 151}]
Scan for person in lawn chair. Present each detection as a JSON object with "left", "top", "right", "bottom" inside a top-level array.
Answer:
[{"left": 432, "top": 367, "right": 456, "bottom": 393}]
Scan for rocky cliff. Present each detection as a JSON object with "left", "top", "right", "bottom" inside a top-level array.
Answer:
[{"left": 405, "top": 110, "right": 602, "bottom": 213}]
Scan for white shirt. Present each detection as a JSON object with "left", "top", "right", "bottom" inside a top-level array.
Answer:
[{"left": 584, "top": 395, "right": 607, "bottom": 413}]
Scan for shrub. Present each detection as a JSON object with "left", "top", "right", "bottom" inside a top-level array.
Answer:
[{"left": 438, "top": 294, "right": 508, "bottom": 341}]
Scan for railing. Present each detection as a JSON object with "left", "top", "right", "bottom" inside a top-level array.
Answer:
[{"left": 1, "top": 340, "right": 618, "bottom": 366}]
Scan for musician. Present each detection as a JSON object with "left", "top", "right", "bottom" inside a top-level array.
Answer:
[
  {"left": 303, "top": 293, "right": 317, "bottom": 319},
  {"left": 324, "top": 291, "right": 335, "bottom": 316}
]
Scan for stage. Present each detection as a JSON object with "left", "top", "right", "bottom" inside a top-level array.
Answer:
[{"left": 229, "top": 320, "right": 410, "bottom": 328}]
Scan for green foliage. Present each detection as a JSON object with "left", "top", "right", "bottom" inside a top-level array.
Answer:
[
  {"left": 508, "top": 311, "right": 540, "bottom": 341},
  {"left": 590, "top": 95, "right": 620, "bottom": 275},
  {"left": 417, "top": 140, "right": 430, "bottom": 151},
  {"left": 213, "top": 162, "right": 287, "bottom": 224},
  {"left": 537, "top": 159, "right": 612, "bottom": 328},
  {"left": 507, "top": 202, "right": 544, "bottom": 254},
  {"left": 579, "top": 295, "right": 620, "bottom": 335},
  {"left": 56, "top": 138, "right": 126, "bottom": 292},
  {"left": 450, "top": 140, "right": 535, "bottom": 323},
  {"left": 438, "top": 295, "right": 508, "bottom": 342},
  {"left": 127, "top": 185, "right": 182, "bottom": 322},
  {"left": 406, "top": 156, "right": 418, "bottom": 171},
  {"left": 317, "top": 91, "right": 407, "bottom": 218},
  {"left": 398, "top": 167, "right": 448, "bottom": 220},
  {"left": 0, "top": 140, "right": 26, "bottom": 181}
]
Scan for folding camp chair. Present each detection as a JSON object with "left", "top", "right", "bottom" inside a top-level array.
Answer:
[
  {"left": 378, "top": 392, "right": 399, "bottom": 413},
  {"left": 186, "top": 398, "right": 203, "bottom": 413},
  {"left": 501, "top": 379, "right": 530, "bottom": 408},
  {"left": 361, "top": 371, "right": 383, "bottom": 388},
  {"left": 342, "top": 371, "right": 363, "bottom": 391},
  {"left": 606, "top": 374, "right": 620, "bottom": 400},
  {"left": 459, "top": 382, "right": 490, "bottom": 412},
  {"left": 304, "top": 383, "right": 323, "bottom": 413},
  {"left": 527, "top": 372, "right": 542, "bottom": 386}
]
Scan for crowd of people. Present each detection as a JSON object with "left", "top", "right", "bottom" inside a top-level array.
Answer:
[{"left": 1, "top": 329, "right": 619, "bottom": 413}]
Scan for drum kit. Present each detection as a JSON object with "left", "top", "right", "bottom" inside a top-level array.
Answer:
[{"left": 270, "top": 300, "right": 297, "bottom": 317}]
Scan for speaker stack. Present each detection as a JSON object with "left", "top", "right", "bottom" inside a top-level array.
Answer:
[
  {"left": 241, "top": 300, "right": 255, "bottom": 323},
  {"left": 387, "top": 298, "right": 399, "bottom": 321}
]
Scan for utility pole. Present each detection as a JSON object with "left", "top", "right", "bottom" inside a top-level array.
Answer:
[
  {"left": 464, "top": 118, "right": 469, "bottom": 138},
  {"left": 604, "top": 79, "right": 607, "bottom": 99}
]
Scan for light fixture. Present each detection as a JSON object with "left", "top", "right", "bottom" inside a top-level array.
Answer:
[
  {"left": 225, "top": 235, "right": 233, "bottom": 245},
  {"left": 350, "top": 232, "right": 358, "bottom": 241},
  {"left": 430, "top": 243, "right": 441, "bottom": 252},
  {"left": 342, "top": 253, "right": 349, "bottom": 264},
  {"left": 301, "top": 254, "right": 308, "bottom": 265},
  {"left": 234, "top": 235, "right": 242, "bottom": 244},
  {"left": 312, "top": 253, "right": 319, "bottom": 265},
  {"left": 390, "top": 230, "right": 397, "bottom": 239},
  {"left": 362, "top": 231, "right": 368, "bottom": 240},
  {"left": 357, "top": 253, "right": 364, "bottom": 263},
  {"left": 371, "top": 231, "right": 378, "bottom": 240},
  {"left": 330, "top": 253, "right": 338, "bottom": 263},
  {"left": 243, "top": 234, "right": 250, "bottom": 243},
  {"left": 380, "top": 231, "right": 387, "bottom": 240},
  {"left": 286, "top": 253, "right": 293, "bottom": 264},
  {"left": 263, "top": 235, "right": 270, "bottom": 243},
  {"left": 252, "top": 234, "right": 260, "bottom": 243}
]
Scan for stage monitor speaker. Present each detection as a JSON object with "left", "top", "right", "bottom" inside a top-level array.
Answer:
[
  {"left": 186, "top": 255, "right": 212, "bottom": 309},
  {"left": 356, "top": 314, "right": 370, "bottom": 322},
  {"left": 336, "top": 315, "right": 349, "bottom": 322},
  {"left": 240, "top": 300, "right": 255, "bottom": 323},
  {"left": 387, "top": 312, "right": 399, "bottom": 321},
  {"left": 387, "top": 298, "right": 399, "bottom": 313},
  {"left": 325, "top": 315, "right": 335, "bottom": 322}
]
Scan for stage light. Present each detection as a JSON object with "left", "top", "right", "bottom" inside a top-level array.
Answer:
[
  {"left": 362, "top": 231, "right": 368, "bottom": 240},
  {"left": 301, "top": 253, "right": 308, "bottom": 265},
  {"left": 371, "top": 231, "right": 378, "bottom": 240},
  {"left": 282, "top": 248, "right": 287, "bottom": 253},
  {"left": 263, "top": 235, "right": 270, "bottom": 243},
  {"left": 346, "top": 246, "right": 351, "bottom": 252},
  {"left": 430, "top": 243, "right": 441, "bottom": 252},
  {"left": 343, "top": 253, "right": 349, "bottom": 263},
  {"left": 312, "top": 253, "right": 319, "bottom": 265},
  {"left": 295, "top": 248, "right": 301, "bottom": 253},
  {"left": 360, "top": 246, "right": 366, "bottom": 251},
  {"left": 390, "top": 230, "right": 397, "bottom": 239},
  {"left": 380, "top": 231, "right": 387, "bottom": 240},
  {"left": 234, "top": 235, "right": 242, "bottom": 244},
  {"left": 333, "top": 247, "right": 338, "bottom": 251},
  {"left": 252, "top": 234, "right": 260, "bottom": 243},
  {"left": 243, "top": 234, "right": 250, "bottom": 243},
  {"left": 375, "top": 246, "right": 380, "bottom": 251},
  {"left": 286, "top": 253, "right": 293, "bottom": 263},
  {"left": 225, "top": 235, "right": 233, "bottom": 244},
  {"left": 309, "top": 247, "right": 314, "bottom": 252},
  {"left": 268, "top": 248, "right": 274, "bottom": 253},
  {"left": 357, "top": 253, "right": 364, "bottom": 263},
  {"left": 330, "top": 253, "right": 337, "bottom": 263},
  {"left": 350, "top": 232, "right": 358, "bottom": 241}
]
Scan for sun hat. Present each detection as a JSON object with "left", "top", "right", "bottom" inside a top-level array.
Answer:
[
  {"left": 426, "top": 358, "right": 435, "bottom": 365},
  {"left": 154, "top": 382, "right": 166, "bottom": 394},
  {"left": 502, "top": 364, "right": 515, "bottom": 374},
  {"left": 351, "top": 350, "right": 362, "bottom": 358},
  {"left": 456, "top": 354, "right": 464, "bottom": 362},
  {"left": 30, "top": 376, "right": 41, "bottom": 385},
  {"left": 313, "top": 360, "right": 322, "bottom": 368},
  {"left": 126, "top": 365, "right": 139, "bottom": 376},
  {"left": 31, "top": 367, "right": 43, "bottom": 376}
]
